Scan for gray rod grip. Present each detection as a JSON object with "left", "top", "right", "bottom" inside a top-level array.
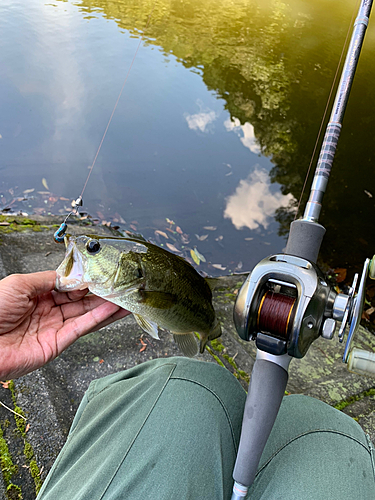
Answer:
[
  {"left": 285, "top": 219, "right": 326, "bottom": 263},
  {"left": 232, "top": 358, "right": 288, "bottom": 488}
]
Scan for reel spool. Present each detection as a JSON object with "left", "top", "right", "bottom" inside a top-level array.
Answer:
[{"left": 234, "top": 253, "right": 375, "bottom": 376}]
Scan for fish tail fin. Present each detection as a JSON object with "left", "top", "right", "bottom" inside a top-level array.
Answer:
[
  {"left": 199, "top": 321, "right": 222, "bottom": 354},
  {"left": 172, "top": 333, "right": 199, "bottom": 358}
]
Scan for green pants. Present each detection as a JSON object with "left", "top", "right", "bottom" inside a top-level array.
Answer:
[{"left": 37, "top": 357, "right": 375, "bottom": 499}]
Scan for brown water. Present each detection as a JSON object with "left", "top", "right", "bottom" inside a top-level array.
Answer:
[{"left": 1, "top": 0, "right": 374, "bottom": 278}]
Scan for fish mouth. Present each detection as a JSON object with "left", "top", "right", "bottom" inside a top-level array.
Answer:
[{"left": 55, "top": 240, "right": 88, "bottom": 292}]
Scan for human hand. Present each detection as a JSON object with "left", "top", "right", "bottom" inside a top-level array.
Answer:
[{"left": 0, "top": 271, "right": 130, "bottom": 379}]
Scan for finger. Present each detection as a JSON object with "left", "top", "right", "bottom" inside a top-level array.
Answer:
[
  {"left": 84, "top": 307, "right": 131, "bottom": 333},
  {"left": 59, "top": 294, "right": 111, "bottom": 320},
  {"left": 52, "top": 288, "right": 89, "bottom": 306},
  {"left": 56, "top": 302, "right": 130, "bottom": 350}
]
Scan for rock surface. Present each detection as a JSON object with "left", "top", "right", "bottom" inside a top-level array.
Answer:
[{"left": 0, "top": 217, "right": 374, "bottom": 499}]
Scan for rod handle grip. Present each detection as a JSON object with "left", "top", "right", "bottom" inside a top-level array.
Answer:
[{"left": 347, "top": 348, "right": 375, "bottom": 377}]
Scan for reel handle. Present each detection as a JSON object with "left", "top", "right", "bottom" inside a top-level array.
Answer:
[{"left": 231, "top": 351, "right": 291, "bottom": 499}]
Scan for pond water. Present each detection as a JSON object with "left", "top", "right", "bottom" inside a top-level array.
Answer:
[{"left": 1, "top": 0, "right": 375, "bottom": 278}]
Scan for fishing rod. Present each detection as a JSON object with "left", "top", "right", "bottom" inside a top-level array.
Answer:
[{"left": 231, "top": 1, "right": 374, "bottom": 498}]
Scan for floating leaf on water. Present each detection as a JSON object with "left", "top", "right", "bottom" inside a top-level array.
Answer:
[
  {"left": 193, "top": 247, "right": 206, "bottom": 262},
  {"left": 181, "top": 235, "right": 190, "bottom": 244},
  {"left": 203, "top": 226, "right": 217, "bottom": 231},
  {"left": 195, "top": 234, "right": 208, "bottom": 241},
  {"left": 37, "top": 191, "right": 50, "bottom": 195},
  {"left": 23, "top": 188, "right": 35, "bottom": 194},
  {"left": 215, "top": 235, "right": 223, "bottom": 241},
  {"left": 131, "top": 220, "right": 138, "bottom": 225},
  {"left": 129, "top": 224, "right": 137, "bottom": 231},
  {"left": 190, "top": 249, "right": 200, "bottom": 265},
  {"left": 211, "top": 264, "right": 226, "bottom": 270},
  {"left": 59, "top": 196, "right": 70, "bottom": 201},
  {"left": 364, "top": 190, "right": 373, "bottom": 198},
  {"left": 166, "top": 217, "right": 175, "bottom": 225},
  {"left": 42, "top": 178, "right": 49, "bottom": 190},
  {"left": 236, "top": 261, "right": 243, "bottom": 270},
  {"left": 176, "top": 226, "right": 183, "bottom": 234},
  {"left": 166, "top": 243, "right": 181, "bottom": 253},
  {"left": 245, "top": 237, "right": 254, "bottom": 241},
  {"left": 165, "top": 227, "right": 176, "bottom": 234},
  {"left": 155, "top": 230, "right": 168, "bottom": 239},
  {"left": 225, "top": 171, "right": 233, "bottom": 176}
]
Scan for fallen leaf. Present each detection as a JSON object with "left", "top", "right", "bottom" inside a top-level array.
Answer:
[
  {"left": 0, "top": 222, "right": 10, "bottom": 226},
  {"left": 25, "top": 423, "right": 30, "bottom": 433},
  {"left": 181, "top": 235, "right": 190, "bottom": 244},
  {"left": 203, "top": 226, "right": 217, "bottom": 231},
  {"left": 193, "top": 247, "right": 206, "bottom": 262},
  {"left": 195, "top": 234, "right": 208, "bottom": 241},
  {"left": 42, "top": 178, "right": 49, "bottom": 190},
  {"left": 176, "top": 226, "right": 183, "bottom": 234},
  {"left": 245, "top": 237, "right": 254, "bottom": 241},
  {"left": 364, "top": 190, "right": 373, "bottom": 198},
  {"left": 215, "top": 235, "right": 223, "bottom": 241},
  {"left": 129, "top": 224, "right": 137, "bottom": 231},
  {"left": 190, "top": 249, "right": 200, "bottom": 265},
  {"left": 365, "top": 307, "right": 375, "bottom": 315},
  {"left": 165, "top": 227, "right": 176, "bottom": 234},
  {"left": 211, "top": 264, "right": 226, "bottom": 270},
  {"left": 334, "top": 268, "right": 347, "bottom": 283},
  {"left": 23, "top": 188, "right": 35, "bottom": 194},
  {"left": 166, "top": 218, "right": 175, "bottom": 225},
  {"left": 225, "top": 171, "right": 233, "bottom": 176},
  {"left": 37, "top": 191, "right": 50, "bottom": 195},
  {"left": 0, "top": 381, "right": 10, "bottom": 389},
  {"left": 155, "top": 230, "right": 168, "bottom": 239},
  {"left": 166, "top": 243, "right": 181, "bottom": 253},
  {"left": 99, "top": 359, "right": 104, "bottom": 364},
  {"left": 139, "top": 338, "right": 147, "bottom": 352},
  {"left": 59, "top": 196, "right": 70, "bottom": 201}
]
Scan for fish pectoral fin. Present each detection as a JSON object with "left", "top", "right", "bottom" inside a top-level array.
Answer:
[
  {"left": 139, "top": 290, "right": 177, "bottom": 309},
  {"left": 134, "top": 314, "right": 160, "bottom": 340},
  {"left": 199, "top": 322, "right": 222, "bottom": 354},
  {"left": 172, "top": 333, "right": 199, "bottom": 358}
]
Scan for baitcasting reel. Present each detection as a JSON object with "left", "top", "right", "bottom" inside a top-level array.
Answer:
[{"left": 234, "top": 252, "right": 375, "bottom": 376}]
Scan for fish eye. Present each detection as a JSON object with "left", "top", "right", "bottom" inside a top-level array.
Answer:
[{"left": 86, "top": 239, "right": 101, "bottom": 254}]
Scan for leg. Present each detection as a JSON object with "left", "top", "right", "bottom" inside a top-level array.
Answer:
[
  {"left": 36, "top": 357, "right": 247, "bottom": 500},
  {"left": 250, "top": 394, "right": 375, "bottom": 500}
]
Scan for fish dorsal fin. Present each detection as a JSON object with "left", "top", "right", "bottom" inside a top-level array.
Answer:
[
  {"left": 172, "top": 333, "right": 199, "bottom": 358},
  {"left": 134, "top": 314, "right": 160, "bottom": 340},
  {"left": 204, "top": 277, "right": 220, "bottom": 292}
]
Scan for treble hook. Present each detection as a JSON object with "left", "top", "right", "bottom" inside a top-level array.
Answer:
[{"left": 54, "top": 196, "right": 83, "bottom": 243}]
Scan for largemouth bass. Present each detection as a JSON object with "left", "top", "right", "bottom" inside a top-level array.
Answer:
[{"left": 55, "top": 234, "right": 221, "bottom": 356}]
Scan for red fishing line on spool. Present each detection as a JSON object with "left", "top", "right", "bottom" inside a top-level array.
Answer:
[{"left": 257, "top": 291, "right": 296, "bottom": 339}]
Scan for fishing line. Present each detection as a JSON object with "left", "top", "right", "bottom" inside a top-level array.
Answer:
[
  {"left": 54, "top": 3, "right": 157, "bottom": 242},
  {"left": 294, "top": 0, "right": 361, "bottom": 220}
]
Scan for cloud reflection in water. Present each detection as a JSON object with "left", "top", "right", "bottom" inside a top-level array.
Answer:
[{"left": 224, "top": 166, "right": 294, "bottom": 230}]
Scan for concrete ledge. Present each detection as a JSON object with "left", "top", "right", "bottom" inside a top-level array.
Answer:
[{"left": 0, "top": 217, "right": 374, "bottom": 499}]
